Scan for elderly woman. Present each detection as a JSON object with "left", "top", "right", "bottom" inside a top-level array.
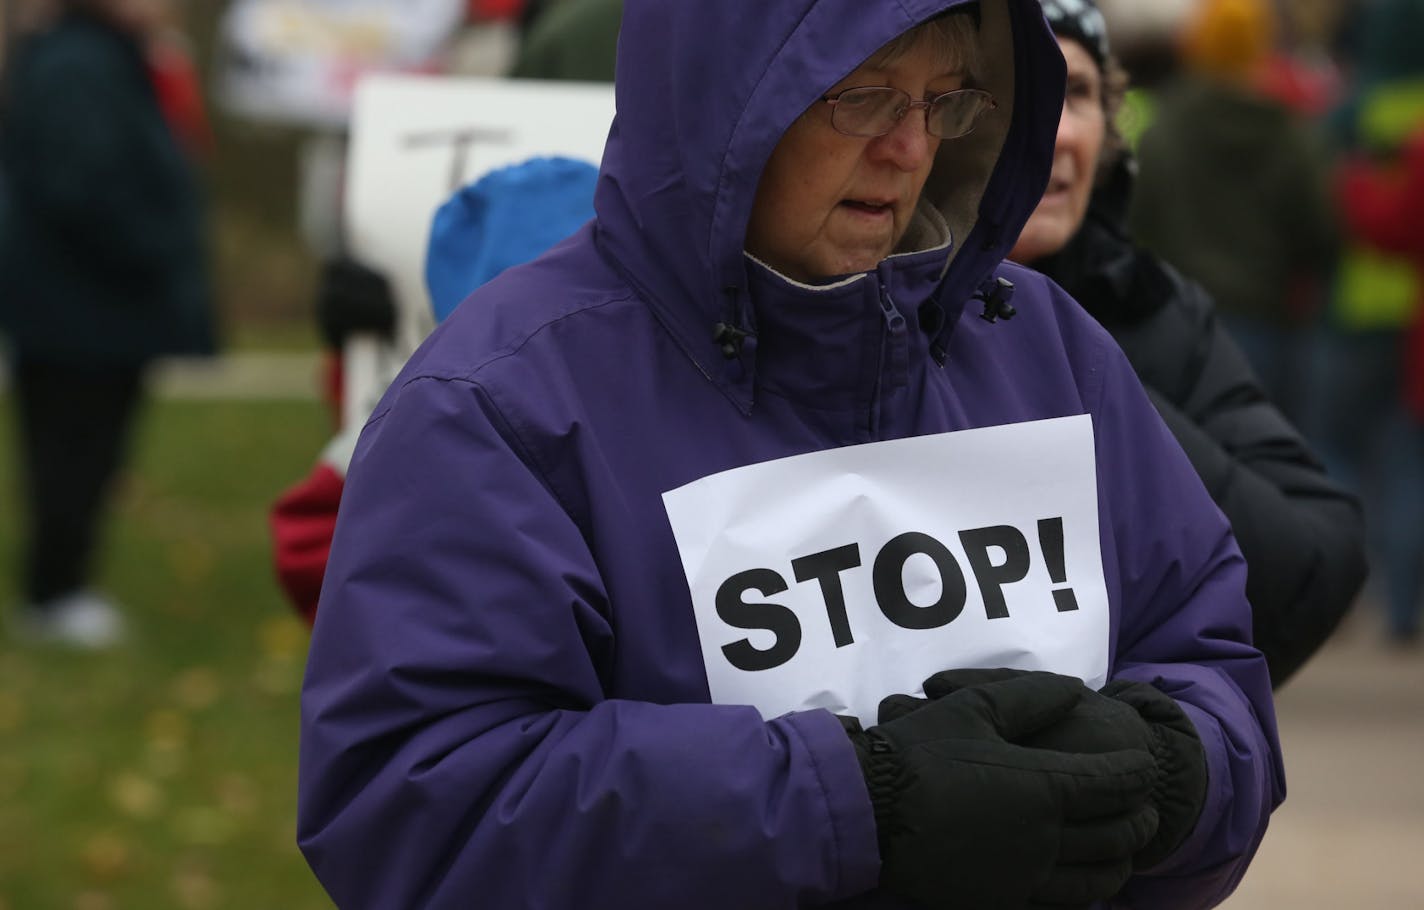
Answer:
[
  {"left": 1010, "top": 0, "right": 1366, "bottom": 688},
  {"left": 298, "top": 1, "right": 1281, "bottom": 907}
]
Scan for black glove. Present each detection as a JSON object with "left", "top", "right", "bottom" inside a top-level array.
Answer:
[
  {"left": 1100, "top": 678, "right": 1208, "bottom": 868},
  {"left": 846, "top": 671, "right": 1160, "bottom": 910},
  {"left": 893, "top": 667, "right": 1209, "bottom": 871},
  {"left": 315, "top": 256, "right": 396, "bottom": 348}
]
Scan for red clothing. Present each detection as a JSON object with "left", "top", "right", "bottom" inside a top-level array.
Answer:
[
  {"left": 145, "top": 35, "right": 214, "bottom": 159},
  {"left": 468, "top": 0, "right": 525, "bottom": 20},
  {"left": 1338, "top": 131, "right": 1424, "bottom": 259},
  {"left": 1255, "top": 53, "right": 1340, "bottom": 117},
  {"left": 270, "top": 461, "right": 344, "bottom": 625},
  {"left": 269, "top": 351, "right": 347, "bottom": 625}
]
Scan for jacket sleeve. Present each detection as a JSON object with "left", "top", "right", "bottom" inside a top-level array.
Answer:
[
  {"left": 297, "top": 376, "right": 880, "bottom": 909},
  {"left": 1132, "top": 277, "right": 1367, "bottom": 686},
  {"left": 1086, "top": 333, "right": 1286, "bottom": 909}
]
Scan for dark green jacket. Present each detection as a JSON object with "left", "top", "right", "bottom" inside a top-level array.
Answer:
[
  {"left": 1129, "top": 75, "right": 1337, "bottom": 325},
  {"left": 0, "top": 13, "right": 215, "bottom": 364},
  {"left": 510, "top": 0, "right": 622, "bottom": 83}
]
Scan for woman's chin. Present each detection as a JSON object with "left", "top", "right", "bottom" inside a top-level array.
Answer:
[{"left": 1009, "top": 217, "right": 1073, "bottom": 264}]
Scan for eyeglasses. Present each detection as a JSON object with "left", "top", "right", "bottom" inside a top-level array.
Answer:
[{"left": 820, "top": 87, "right": 997, "bottom": 139}]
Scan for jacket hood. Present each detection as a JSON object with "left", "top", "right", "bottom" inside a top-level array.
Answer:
[{"left": 593, "top": 0, "right": 1064, "bottom": 387}]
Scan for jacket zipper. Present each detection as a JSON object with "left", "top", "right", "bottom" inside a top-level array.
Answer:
[{"left": 868, "top": 280, "right": 909, "bottom": 439}]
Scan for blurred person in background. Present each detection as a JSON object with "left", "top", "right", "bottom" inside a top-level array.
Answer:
[
  {"left": 1316, "top": 0, "right": 1424, "bottom": 647},
  {"left": 1128, "top": 0, "right": 1338, "bottom": 427},
  {"left": 1011, "top": 0, "right": 1366, "bottom": 688},
  {"left": 0, "top": 0, "right": 216, "bottom": 648},
  {"left": 1333, "top": 130, "right": 1424, "bottom": 645}
]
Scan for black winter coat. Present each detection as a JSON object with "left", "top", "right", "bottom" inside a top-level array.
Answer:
[
  {"left": 1035, "top": 159, "right": 1368, "bottom": 687},
  {"left": 0, "top": 12, "right": 215, "bottom": 364}
]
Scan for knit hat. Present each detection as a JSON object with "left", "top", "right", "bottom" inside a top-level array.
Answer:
[
  {"left": 1179, "top": 0, "right": 1276, "bottom": 80},
  {"left": 424, "top": 156, "right": 599, "bottom": 322},
  {"left": 1040, "top": 0, "right": 1111, "bottom": 72}
]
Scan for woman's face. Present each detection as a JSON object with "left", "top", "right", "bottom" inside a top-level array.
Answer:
[
  {"left": 746, "top": 36, "right": 963, "bottom": 282},
  {"left": 1008, "top": 37, "right": 1105, "bottom": 264}
]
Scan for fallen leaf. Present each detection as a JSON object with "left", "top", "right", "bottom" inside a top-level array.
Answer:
[
  {"left": 109, "top": 772, "right": 163, "bottom": 819},
  {"left": 169, "top": 537, "right": 216, "bottom": 588},
  {"left": 253, "top": 658, "right": 301, "bottom": 696},
  {"left": 145, "top": 745, "right": 185, "bottom": 779},
  {"left": 258, "top": 616, "right": 308, "bottom": 660},
  {"left": 171, "top": 864, "right": 219, "bottom": 910},
  {"left": 145, "top": 709, "right": 188, "bottom": 755},
  {"left": 174, "top": 807, "right": 235, "bottom": 847},
  {"left": 0, "top": 691, "right": 24, "bottom": 733},
  {"left": 216, "top": 773, "right": 259, "bottom": 817},
  {"left": 172, "top": 668, "right": 222, "bottom": 711},
  {"left": 80, "top": 833, "right": 129, "bottom": 882},
  {"left": 0, "top": 756, "right": 28, "bottom": 799}
]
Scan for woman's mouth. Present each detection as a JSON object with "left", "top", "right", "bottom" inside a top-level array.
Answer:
[
  {"left": 1043, "top": 175, "right": 1073, "bottom": 200},
  {"left": 841, "top": 199, "right": 894, "bottom": 218}
]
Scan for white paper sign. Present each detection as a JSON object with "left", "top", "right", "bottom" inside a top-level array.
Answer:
[
  {"left": 340, "top": 74, "right": 616, "bottom": 430},
  {"left": 661, "top": 416, "right": 1109, "bottom": 726}
]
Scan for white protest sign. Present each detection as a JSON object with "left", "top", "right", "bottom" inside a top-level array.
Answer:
[
  {"left": 341, "top": 73, "right": 615, "bottom": 431},
  {"left": 661, "top": 416, "right": 1110, "bottom": 727},
  {"left": 215, "top": 0, "right": 465, "bottom": 127}
]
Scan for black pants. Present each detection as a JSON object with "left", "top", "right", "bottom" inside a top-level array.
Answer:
[{"left": 10, "top": 358, "right": 146, "bottom": 605}]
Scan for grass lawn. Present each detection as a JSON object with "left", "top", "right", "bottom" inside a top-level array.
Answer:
[{"left": 0, "top": 394, "right": 336, "bottom": 910}]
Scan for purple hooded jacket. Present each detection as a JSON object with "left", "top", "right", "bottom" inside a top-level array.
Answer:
[{"left": 298, "top": 1, "right": 1284, "bottom": 907}]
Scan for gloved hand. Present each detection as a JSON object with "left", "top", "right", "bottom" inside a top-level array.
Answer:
[
  {"left": 886, "top": 667, "right": 1209, "bottom": 870},
  {"left": 1100, "top": 678, "right": 1208, "bottom": 868},
  {"left": 315, "top": 256, "right": 397, "bottom": 348},
  {"left": 846, "top": 671, "right": 1160, "bottom": 909}
]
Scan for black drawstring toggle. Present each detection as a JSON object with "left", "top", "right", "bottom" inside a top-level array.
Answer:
[
  {"left": 976, "top": 276, "right": 1017, "bottom": 323},
  {"left": 712, "top": 322, "right": 750, "bottom": 359}
]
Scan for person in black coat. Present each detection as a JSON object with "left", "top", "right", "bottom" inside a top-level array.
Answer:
[
  {"left": 1011, "top": 0, "right": 1367, "bottom": 687},
  {"left": 0, "top": 0, "right": 215, "bottom": 647}
]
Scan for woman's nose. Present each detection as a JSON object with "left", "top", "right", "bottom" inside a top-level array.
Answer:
[
  {"left": 1057, "top": 101, "right": 1077, "bottom": 143},
  {"left": 1056, "top": 99, "right": 1093, "bottom": 148},
  {"left": 870, "top": 109, "right": 936, "bottom": 171}
]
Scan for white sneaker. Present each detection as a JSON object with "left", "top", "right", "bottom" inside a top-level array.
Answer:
[{"left": 12, "top": 590, "right": 127, "bottom": 649}]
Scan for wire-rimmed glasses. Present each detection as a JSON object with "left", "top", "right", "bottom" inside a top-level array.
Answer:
[{"left": 821, "top": 87, "right": 997, "bottom": 139}]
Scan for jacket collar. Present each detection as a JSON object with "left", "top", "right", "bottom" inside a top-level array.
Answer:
[{"left": 735, "top": 209, "right": 955, "bottom": 409}]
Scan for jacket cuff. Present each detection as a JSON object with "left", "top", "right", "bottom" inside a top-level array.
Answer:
[
  {"left": 1143, "top": 700, "right": 1230, "bottom": 876},
  {"left": 782, "top": 709, "right": 884, "bottom": 898}
]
